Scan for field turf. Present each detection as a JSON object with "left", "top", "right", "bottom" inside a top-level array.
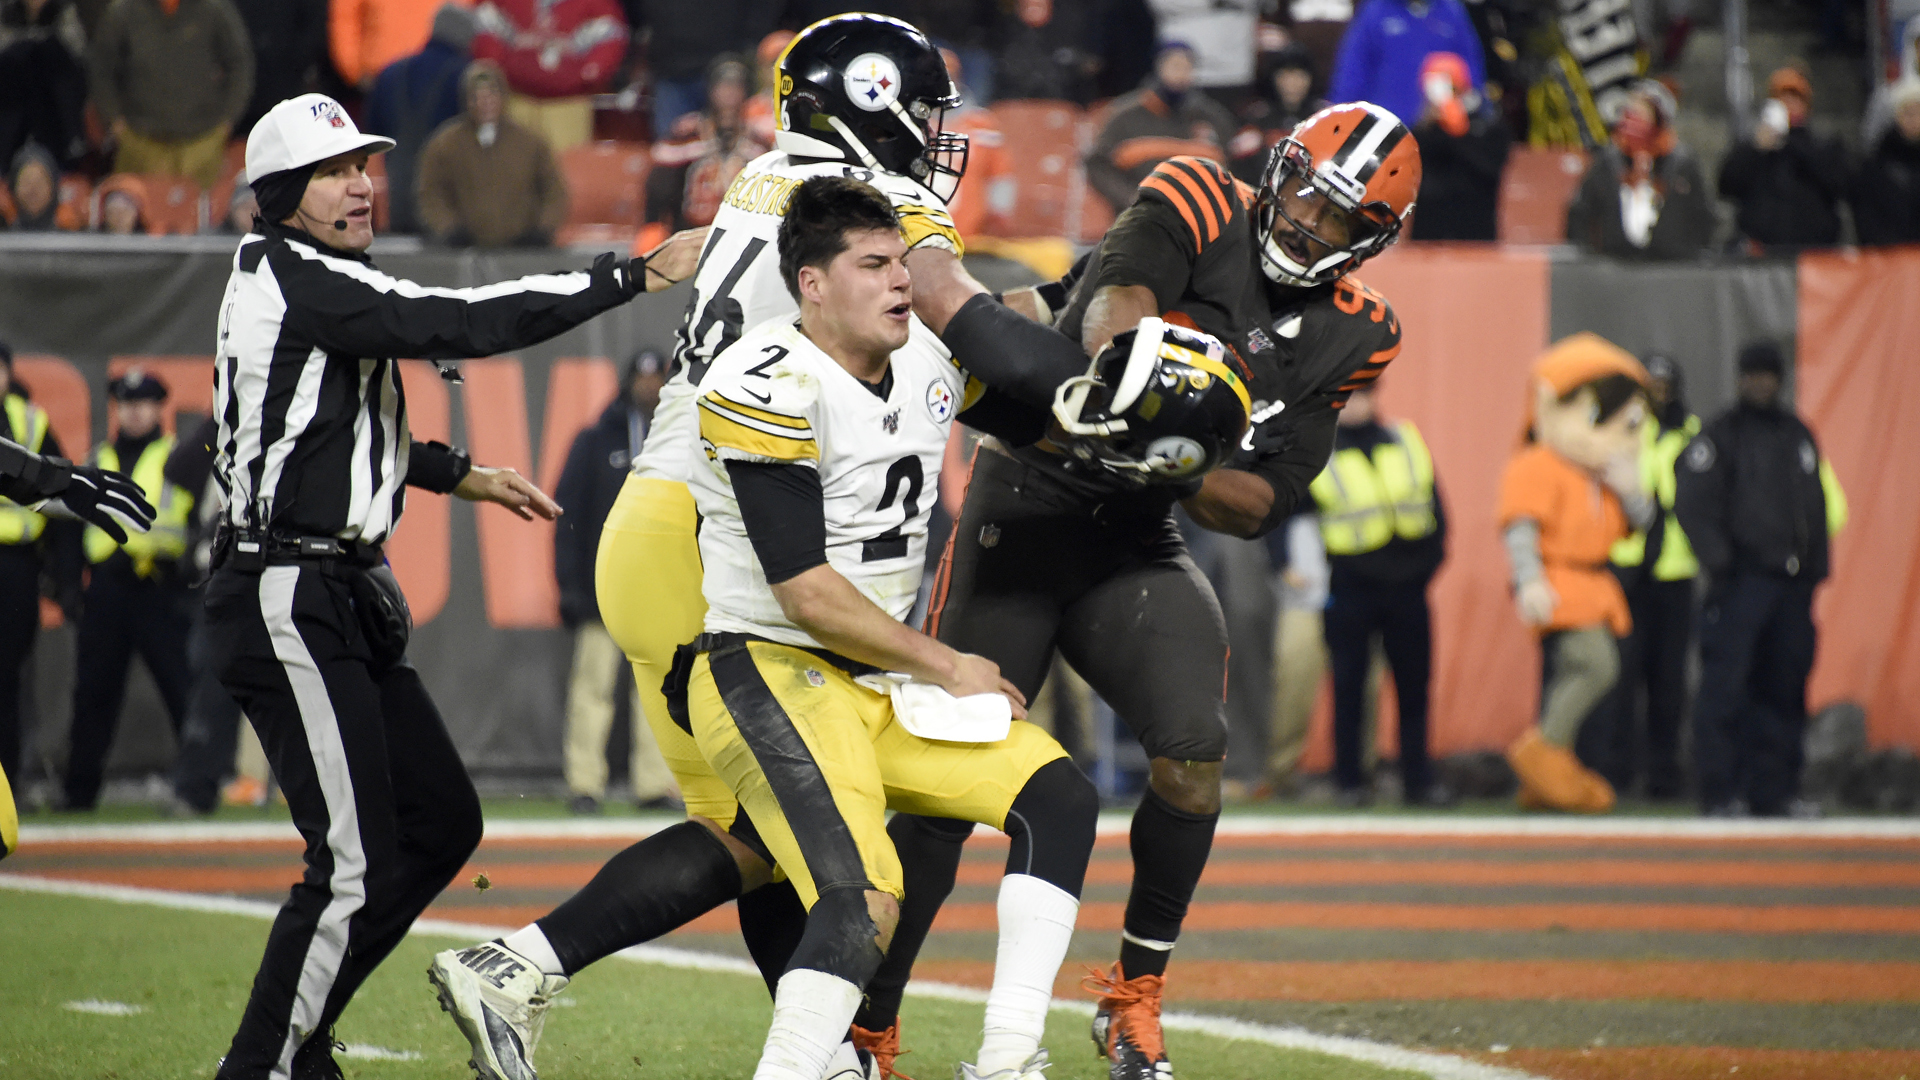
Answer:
[{"left": 0, "top": 888, "right": 1423, "bottom": 1080}]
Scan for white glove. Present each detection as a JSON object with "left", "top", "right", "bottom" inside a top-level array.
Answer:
[{"left": 1516, "top": 578, "right": 1559, "bottom": 627}]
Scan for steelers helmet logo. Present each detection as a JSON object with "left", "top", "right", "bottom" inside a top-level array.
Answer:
[
  {"left": 845, "top": 53, "right": 903, "bottom": 112},
  {"left": 1144, "top": 436, "right": 1208, "bottom": 478},
  {"left": 925, "top": 379, "right": 954, "bottom": 422}
]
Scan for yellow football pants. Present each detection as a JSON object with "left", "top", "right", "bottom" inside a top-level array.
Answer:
[
  {"left": 595, "top": 475, "right": 739, "bottom": 826},
  {"left": 688, "top": 638, "right": 1069, "bottom": 908}
]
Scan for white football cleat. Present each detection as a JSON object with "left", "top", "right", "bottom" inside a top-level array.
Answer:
[
  {"left": 825, "top": 1036, "right": 878, "bottom": 1080},
  {"left": 428, "top": 942, "right": 570, "bottom": 1080},
  {"left": 955, "top": 1047, "right": 1050, "bottom": 1080}
]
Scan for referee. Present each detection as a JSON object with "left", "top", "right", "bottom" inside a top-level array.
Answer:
[{"left": 208, "top": 94, "right": 699, "bottom": 1080}]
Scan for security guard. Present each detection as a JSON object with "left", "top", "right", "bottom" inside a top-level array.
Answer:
[
  {"left": 2, "top": 346, "right": 77, "bottom": 787},
  {"left": 1675, "top": 341, "right": 1846, "bottom": 818},
  {"left": 60, "top": 369, "right": 195, "bottom": 811},
  {"left": 1582, "top": 354, "right": 1700, "bottom": 798},
  {"left": 1307, "top": 383, "right": 1451, "bottom": 807},
  {"left": 207, "top": 93, "right": 696, "bottom": 1080},
  {"left": 0, "top": 358, "right": 155, "bottom": 812}
]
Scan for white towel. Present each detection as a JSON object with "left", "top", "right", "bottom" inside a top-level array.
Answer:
[{"left": 855, "top": 672, "right": 1013, "bottom": 744}]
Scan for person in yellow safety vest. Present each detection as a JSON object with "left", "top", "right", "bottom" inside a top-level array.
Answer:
[
  {"left": 1, "top": 346, "right": 81, "bottom": 790},
  {"left": 1578, "top": 354, "right": 1700, "bottom": 800},
  {"left": 1306, "top": 383, "right": 1454, "bottom": 808},
  {"left": 60, "top": 369, "right": 196, "bottom": 811}
]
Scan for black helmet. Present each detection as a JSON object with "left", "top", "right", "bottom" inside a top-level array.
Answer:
[
  {"left": 1051, "top": 318, "right": 1253, "bottom": 485},
  {"left": 774, "top": 13, "right": 968, "bottom": 200}
]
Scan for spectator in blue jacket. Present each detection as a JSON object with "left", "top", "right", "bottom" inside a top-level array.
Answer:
[
  {"left": 1327, "top": 0, "right": 1485, "bottom": 131},
  {"left": 554, "top": 348, "right": 676, "bottom": 815},
  {"left": 364, "top": 3, "right": 476, "bottom": 233}
]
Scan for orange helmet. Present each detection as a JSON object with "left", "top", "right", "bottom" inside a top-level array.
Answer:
[{"left": 1254, "top": 102, "right": 1422, "bottom": 286}]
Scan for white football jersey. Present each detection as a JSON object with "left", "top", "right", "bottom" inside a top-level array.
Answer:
[
  {"left": 633, "top": 150, "right": 962, "bottom": 484},
  {"left": 689, "top": 316, "right": 976, "bottom": 648}
]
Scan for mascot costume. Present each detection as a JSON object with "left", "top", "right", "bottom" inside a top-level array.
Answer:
[{"left": 1498, "top": 334, "right": 1653, "bottom": 812}]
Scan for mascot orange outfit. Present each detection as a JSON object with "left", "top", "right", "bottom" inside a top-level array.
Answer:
[{"left": 1497, "top": 334, "right": 1653, "bottom": 813}]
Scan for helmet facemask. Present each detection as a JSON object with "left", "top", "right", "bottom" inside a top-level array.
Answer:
[{"left": 1256, "top": 139, "right": 1403, "bottom": 287}]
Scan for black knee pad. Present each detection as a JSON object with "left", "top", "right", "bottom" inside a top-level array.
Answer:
[
  {"left": 787, "top": 883, "right": 886, "bottom": 989},
  {"left": 1003, "top": 757, "right": 1100, "bottom": 897}
]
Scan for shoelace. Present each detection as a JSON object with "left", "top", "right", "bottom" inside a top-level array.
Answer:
[
  {"left": 851, "top": 1022, "right": 915, "bottom": 1080},
  {"left": 1080, "top": 965, "right": 1168, "bottom": 1061}
]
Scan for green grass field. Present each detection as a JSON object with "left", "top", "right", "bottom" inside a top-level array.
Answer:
[{"left": 0, "top": 890, "right": 1423, "bottom": 1080}]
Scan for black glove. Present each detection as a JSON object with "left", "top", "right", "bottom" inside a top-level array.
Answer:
[
  {"left": 1230, "top": 412, "right": 1300, "bottom": 471},
  {"left": 592, "top": 251, "right": 645, "bottom": 299},
  {"left": 45, "top": 463, "right": 157, "bottom": 544}
]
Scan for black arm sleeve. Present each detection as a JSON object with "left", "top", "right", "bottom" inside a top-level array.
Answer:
[
  {"left": 940, "top": 293, "right": 1089, "bottom": 411},
  {"left": 277, "top": 248, "right": 636, "bottom": 361},
  {"left": 404, "top": 440, "right": 471, "bottom": 494},
  {"left": 956, "top": 385, "right": 1050, "bottom": 446},
  {"left": 728, "top": 461, "right": 827, "bottom": 585}
]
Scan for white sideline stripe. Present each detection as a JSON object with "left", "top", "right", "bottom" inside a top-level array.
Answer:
[
  {"left": 0, "top": 873, "right": 1544, "bottom": 1080},
  {"left": 21, "top": 812, "right": 1920, "bottom": 845}
]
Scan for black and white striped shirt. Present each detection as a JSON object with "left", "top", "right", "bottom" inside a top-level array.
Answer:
[{"left": 213, "top": 221, "right": 635, "bottom": 543}]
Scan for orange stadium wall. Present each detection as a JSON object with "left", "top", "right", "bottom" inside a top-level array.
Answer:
[{"left": 1797, "top": 249, "right": 1920, "bottom": 750}]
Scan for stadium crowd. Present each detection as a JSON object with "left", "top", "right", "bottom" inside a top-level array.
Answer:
[{"left": 0, "top": 0, "right": 1916, "bottom": 250}]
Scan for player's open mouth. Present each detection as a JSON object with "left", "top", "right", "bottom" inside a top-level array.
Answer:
[{"left": 886, "top": 301, "right": 911, "bottom": 320}]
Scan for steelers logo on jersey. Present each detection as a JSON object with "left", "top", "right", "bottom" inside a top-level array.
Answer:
[
  {"left": 926, "top": 379, "right": 955, "bottom": 423},
  {"left": 844, "top": 53, "right": 903, "bottom": 112}
]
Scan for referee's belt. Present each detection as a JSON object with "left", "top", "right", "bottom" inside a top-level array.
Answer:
[
  {"left": 213, "top": 527, "right": 386, "bottom": 572},
  {"left": 660, "top": 631, "right": 886, "bottom": 735}
]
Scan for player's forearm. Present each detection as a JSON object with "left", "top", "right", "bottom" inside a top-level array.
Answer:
[
  {"left": 904, "top": 246, "right": 988, "bottom": 335},
  {"left": 1081, "top": 283, "right": 1159, "bottom": 356},
  {"left": 772, "top": 564, "right": 960, "bottom": 684},
  {"left": 1181, "top": 469, "right": 1276, "bottom": 539}
]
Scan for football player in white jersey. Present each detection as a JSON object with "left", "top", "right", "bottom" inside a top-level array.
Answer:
[
  {"left": 427, "top": 16, "right": 1094, "bottom": 1080},
  {"left": 685, "top": 174, "right": 1096, "bottom": 1080}
]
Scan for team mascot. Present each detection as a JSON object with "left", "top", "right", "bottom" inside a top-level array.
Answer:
[{"left": 1497, "top": 334, "right": 1653, "bottom": 812}]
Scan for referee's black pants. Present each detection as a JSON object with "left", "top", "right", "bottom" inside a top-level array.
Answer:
[
  {"left": 63, "top": 559, "right": 193, "bottom": 809},
  {"left": 0, "top": 544, "right": 40, "bottom": 784},
  {"left": 205, "top": 561, "right": 481, "bottom": 1080}
]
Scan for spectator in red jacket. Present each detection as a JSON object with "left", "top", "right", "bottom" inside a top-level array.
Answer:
[{"left": 473, "top": 0, "right": 626, "bottom": 153}]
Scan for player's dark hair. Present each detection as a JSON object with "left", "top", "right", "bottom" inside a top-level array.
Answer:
[{"left": 777, "top": 176, "right": 901, "bottom": 302}]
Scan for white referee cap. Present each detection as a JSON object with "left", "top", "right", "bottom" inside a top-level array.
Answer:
[{"left": 246, "top": 94, "right": 396, "bottom": 185}]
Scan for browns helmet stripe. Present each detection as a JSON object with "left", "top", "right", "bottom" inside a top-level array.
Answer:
[{"left": 1325, "top": 104, "right": 1411, "bottom": 186}]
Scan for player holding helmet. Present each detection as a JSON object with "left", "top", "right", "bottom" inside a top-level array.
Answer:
[
  {"left": 876, "top": 101, "right": 1423, "bottom": 1080},
  {"left": 429, "top": 15, "right": 1095, "bottom": 1080}
]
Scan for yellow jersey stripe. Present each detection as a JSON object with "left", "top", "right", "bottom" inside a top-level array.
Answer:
[
  {"left": 699, "top": 403, "right": 820, "bottom": 462},
  {"left": 706, "top": 390, "right": 813, "bottom": 430}
]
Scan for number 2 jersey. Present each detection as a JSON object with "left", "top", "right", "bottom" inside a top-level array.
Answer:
[
  {"left": 688, "top": 318, "right": 972, "bottom": 648},
  {"left": 632, "top": 150, "right": 964, "bottom": 486}
]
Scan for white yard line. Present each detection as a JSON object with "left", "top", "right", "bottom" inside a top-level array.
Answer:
[
  {"left": 0, "top": 872, "right": 1544, "bottom": 1080},
  {"left": 19, "top": 812, "right": 1920, "bottom": 846}
]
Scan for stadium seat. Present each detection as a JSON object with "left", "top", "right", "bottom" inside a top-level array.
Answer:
[
  {"left": 560, "top": 141, "right": 649, "bottom": 227},
  {"left": 1498, "top": 148, "right": 1589, "bottom": 244},
  {"left": 985, "top": 100, "right": 1083, "bottom": 239}
]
